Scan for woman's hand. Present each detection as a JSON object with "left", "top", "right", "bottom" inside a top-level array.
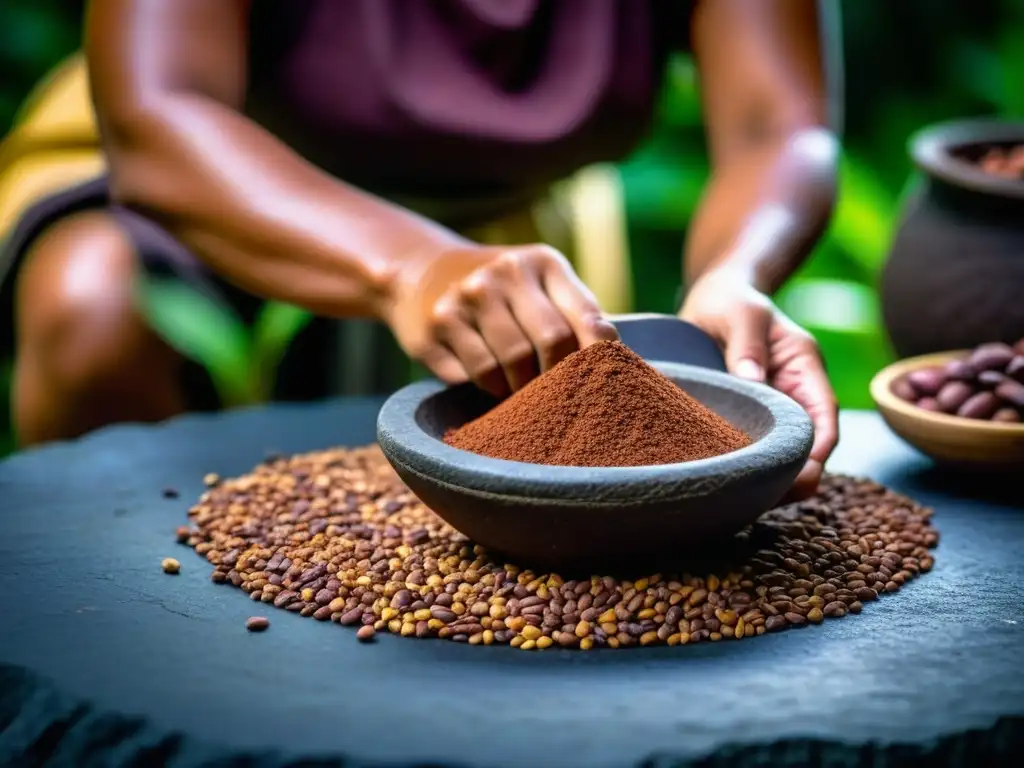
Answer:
[
  {"left": 680, "top": 269, "right": 838, "bottom": 498},
  {"left": 384, "top": 243, "right": 618, "bottom": 398}
]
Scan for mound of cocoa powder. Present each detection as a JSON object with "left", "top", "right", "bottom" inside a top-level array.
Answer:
[{"left": 444, "top": 341, "right": 751, "bottom": 467}]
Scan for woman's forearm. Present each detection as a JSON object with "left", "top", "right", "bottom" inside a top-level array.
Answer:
[
  {"left": 683, "top": 125, "right": 839, "bottom": 294},
  {"left": 685, "top": 0, "right": 842, "bottom": 294},
  {"left": 103, "top": 94, "right": 466, "bottom": 318}
]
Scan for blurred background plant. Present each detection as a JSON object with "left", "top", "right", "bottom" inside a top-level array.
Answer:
[{"left": 2, "top": 0, "right": 1023, "bottom": 454}]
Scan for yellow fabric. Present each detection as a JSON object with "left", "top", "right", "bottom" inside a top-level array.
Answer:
[
  {"left": 0, "top": 54, "right": 103, "bottom": 240},
  {"left": 555, "top": 164, "right": 633, "bottom": 314},
  {"left": 0, "top": 54, "right": 632, "bottom": 313}
]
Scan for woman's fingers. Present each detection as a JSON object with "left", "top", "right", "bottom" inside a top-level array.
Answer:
[
  {"left": 536, "top": 248, "right": 619, "bottom": 348},
  {"left": 426, "top": 243, "right": 618, "bottom": 397},
  {"left": 789, "top": 458, "right": 825, "bottom": 501},
  {"left": 459, "top": 270, "right": 539, "bottom": 390},
  {"left": 432, "top": 296, "right": 510, "bottom": 399},
  {"left": 772, "top": 327, "right": 839, "bottom": 499},
  {"left": 505, "top": 281, "right": 578, "bottom": 374},
  {"left": 799, "top": 352, "right": 840, "bottom": 469},
  {"left": 723, "top": 302, "right": 773, "bottom": 383},
  {"left": 418, "top": 344, "right": 470, "bottom": 387}
]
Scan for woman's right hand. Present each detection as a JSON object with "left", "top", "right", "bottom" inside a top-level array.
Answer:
[{"left": 384, "top": 243, "right": 619, "bottom": 398}]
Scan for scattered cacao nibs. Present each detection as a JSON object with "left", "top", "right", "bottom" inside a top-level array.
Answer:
[
  {"left": 445, "top": 341, "right": 751, "bottom": 467},
  {"left": 180, "top": 446, "right": 938, "bottom": 650},
  {"left": 246, "top": 616, "right": 270, "bottom": 632},
  {"left": 892, "top": 339, "right": 1024, "bottom": 422},
  {"left": 162, "top": 487, "right": 180, "bottom": 499},
  {"left": 161, "top": 557, "right": 181, "bottom": 575}
]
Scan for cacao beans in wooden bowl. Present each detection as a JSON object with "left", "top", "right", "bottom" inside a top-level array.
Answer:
[{"left": 870, "top": 341, "right": 1024, "bottom": 470}]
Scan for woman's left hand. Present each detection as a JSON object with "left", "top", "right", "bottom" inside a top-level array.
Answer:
[{"left": 680, "top": 269, "right": 838, "bottom": 499}]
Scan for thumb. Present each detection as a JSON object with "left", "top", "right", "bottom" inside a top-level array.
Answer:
[{"left": 724, "top": 304, "right": 772, "bottom": 383}]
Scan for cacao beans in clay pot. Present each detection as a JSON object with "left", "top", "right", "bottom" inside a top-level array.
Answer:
[{"left": 881, "top": 118, "right": 1024, "bottom": 358}]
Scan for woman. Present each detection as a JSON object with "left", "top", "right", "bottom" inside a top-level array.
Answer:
[{"left": 4, "top": 0, "right": 840, "bottom": 496}]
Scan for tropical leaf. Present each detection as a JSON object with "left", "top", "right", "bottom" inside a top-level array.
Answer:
[
  {"left": 775, "top": 277, "right": 894, "bottom": 409},
  {"left": 135, "top": 274, "right": 257, "bottom": 406},
  {"left": 827, "top": 155, "right": 897, "bottom": 276},
  {"left": 252, "top": 300, "right": 314, "bottom": 398},
  {"left": 997, "top": 25, "right": 1024, "bottom": 116},
  {"left": 776, "top": 277, "right": 882, "bottom": 335},
  {"left": 950, "top": 40, "right": 1004, "bottom": 108},
  {"left": 661, "top": 53, "right": 703, "bottom": 128}
]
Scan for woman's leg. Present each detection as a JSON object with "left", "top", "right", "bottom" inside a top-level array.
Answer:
[{"left": 13, "top": 211, "right": 185, "bottom": 446}]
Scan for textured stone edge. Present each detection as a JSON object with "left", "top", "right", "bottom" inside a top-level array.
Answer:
[
  {"left": 1, "top": 663, "right": 1020, "bottom": 768},
  {"left": 376, "top": 365, "right": 812, "bottom": 502}
]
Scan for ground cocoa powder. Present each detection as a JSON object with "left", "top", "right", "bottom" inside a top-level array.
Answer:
[
  {"left": 179, "top": 447, "right": 938, "bottom": 649},
  {"left": 444, "top": 341, "right": 751, "bottom": 466}
]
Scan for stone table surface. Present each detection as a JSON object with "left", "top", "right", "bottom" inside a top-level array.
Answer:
[{"left": 0, "top": 402, "right": 1021, "bottom": 768}]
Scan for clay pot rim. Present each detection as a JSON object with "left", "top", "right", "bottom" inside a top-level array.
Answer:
[{"left": 910, "top": 117, "right": 1024, "bottom": 201}]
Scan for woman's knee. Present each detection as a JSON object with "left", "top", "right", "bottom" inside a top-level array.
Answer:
[{"left": 14, "top": 211, "right": 172, "bottom": 391}]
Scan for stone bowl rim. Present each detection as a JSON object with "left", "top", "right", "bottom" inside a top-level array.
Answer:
[{"left": 376, "top": 361, "right": 813, "bottom": 504}]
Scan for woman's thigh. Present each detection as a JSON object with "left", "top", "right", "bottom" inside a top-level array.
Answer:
[{"left": 12, "top": 209, "right": 187, "bottom": 444}]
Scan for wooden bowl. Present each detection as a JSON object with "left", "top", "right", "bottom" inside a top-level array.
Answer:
[{"left": 870, "top": 351, "right": 1024, "bottom": 469}]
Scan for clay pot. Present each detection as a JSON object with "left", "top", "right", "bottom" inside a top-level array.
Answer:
[{"left": 881, "top": 119, "right": 1024, "bottom": 358}]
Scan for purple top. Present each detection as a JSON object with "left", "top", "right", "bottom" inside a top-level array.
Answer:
[{"left": 246, "top": 0, "right": 691, "bottom": 199}]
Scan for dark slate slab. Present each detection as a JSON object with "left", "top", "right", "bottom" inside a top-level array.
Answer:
[{"left": 0, "top": 403, "right": 1021, "bottom": 767}]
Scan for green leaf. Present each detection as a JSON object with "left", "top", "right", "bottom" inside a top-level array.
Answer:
[
  {"left": 828, "top": 155, "right": 897, "bottom": 276},
  {"left": 789, "top": 241, "right": 866, "bottom": 286},
  {"left": 997, "top": 25, "right": 1024, "bottom": 116},
  {"left": 620, "top": 147, "right": 709, "bottom": 228},
  {"left": 776, "top": 277, "right": 882, "bottom": 335},
  {"left": 660, "top": 53, "right": 703, "bottom": 128},
  {"left": 135, "top": 274, "right": 257, "bottom": 406},
  {"left": 950, "top": 40, "right": 1004, "bottom": 108},
  {"left": 775, "top": 277, "right": 894, "bottom": 410},
  {"left": 252, "top": 301, "right": 314, "bottom": 398}
]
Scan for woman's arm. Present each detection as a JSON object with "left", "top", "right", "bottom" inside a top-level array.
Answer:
[
  {"left": 679, "top": 0, "right": 842, "bottom": 497},
  {"left": 86, "top": 0, "right": 616, "bottom": 397},
  {"left": 684, "top": 0, "right": 842, "bottom": 293},
  {"left": 86, "top": 0, "right": 464, "bottom": 318}
]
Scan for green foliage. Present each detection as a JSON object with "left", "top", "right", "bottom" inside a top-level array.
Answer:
[
  {"left": 135, "top": 275, "right": 257, "bottom": 406},
  {"left": 0, "top": 1, "right": 82, "bottom": 134},
  {"left": 135, "top": 272, "right": 312, "bottom": 406},
  {"left": 617, "top": 0, "right": 1024, "bottom": 409},
  {"left": 617, "top": 49, "right": 902, "bottom": 409},
  {"left": 252, "top": 300, "right": 314, "bottom": 392}
]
